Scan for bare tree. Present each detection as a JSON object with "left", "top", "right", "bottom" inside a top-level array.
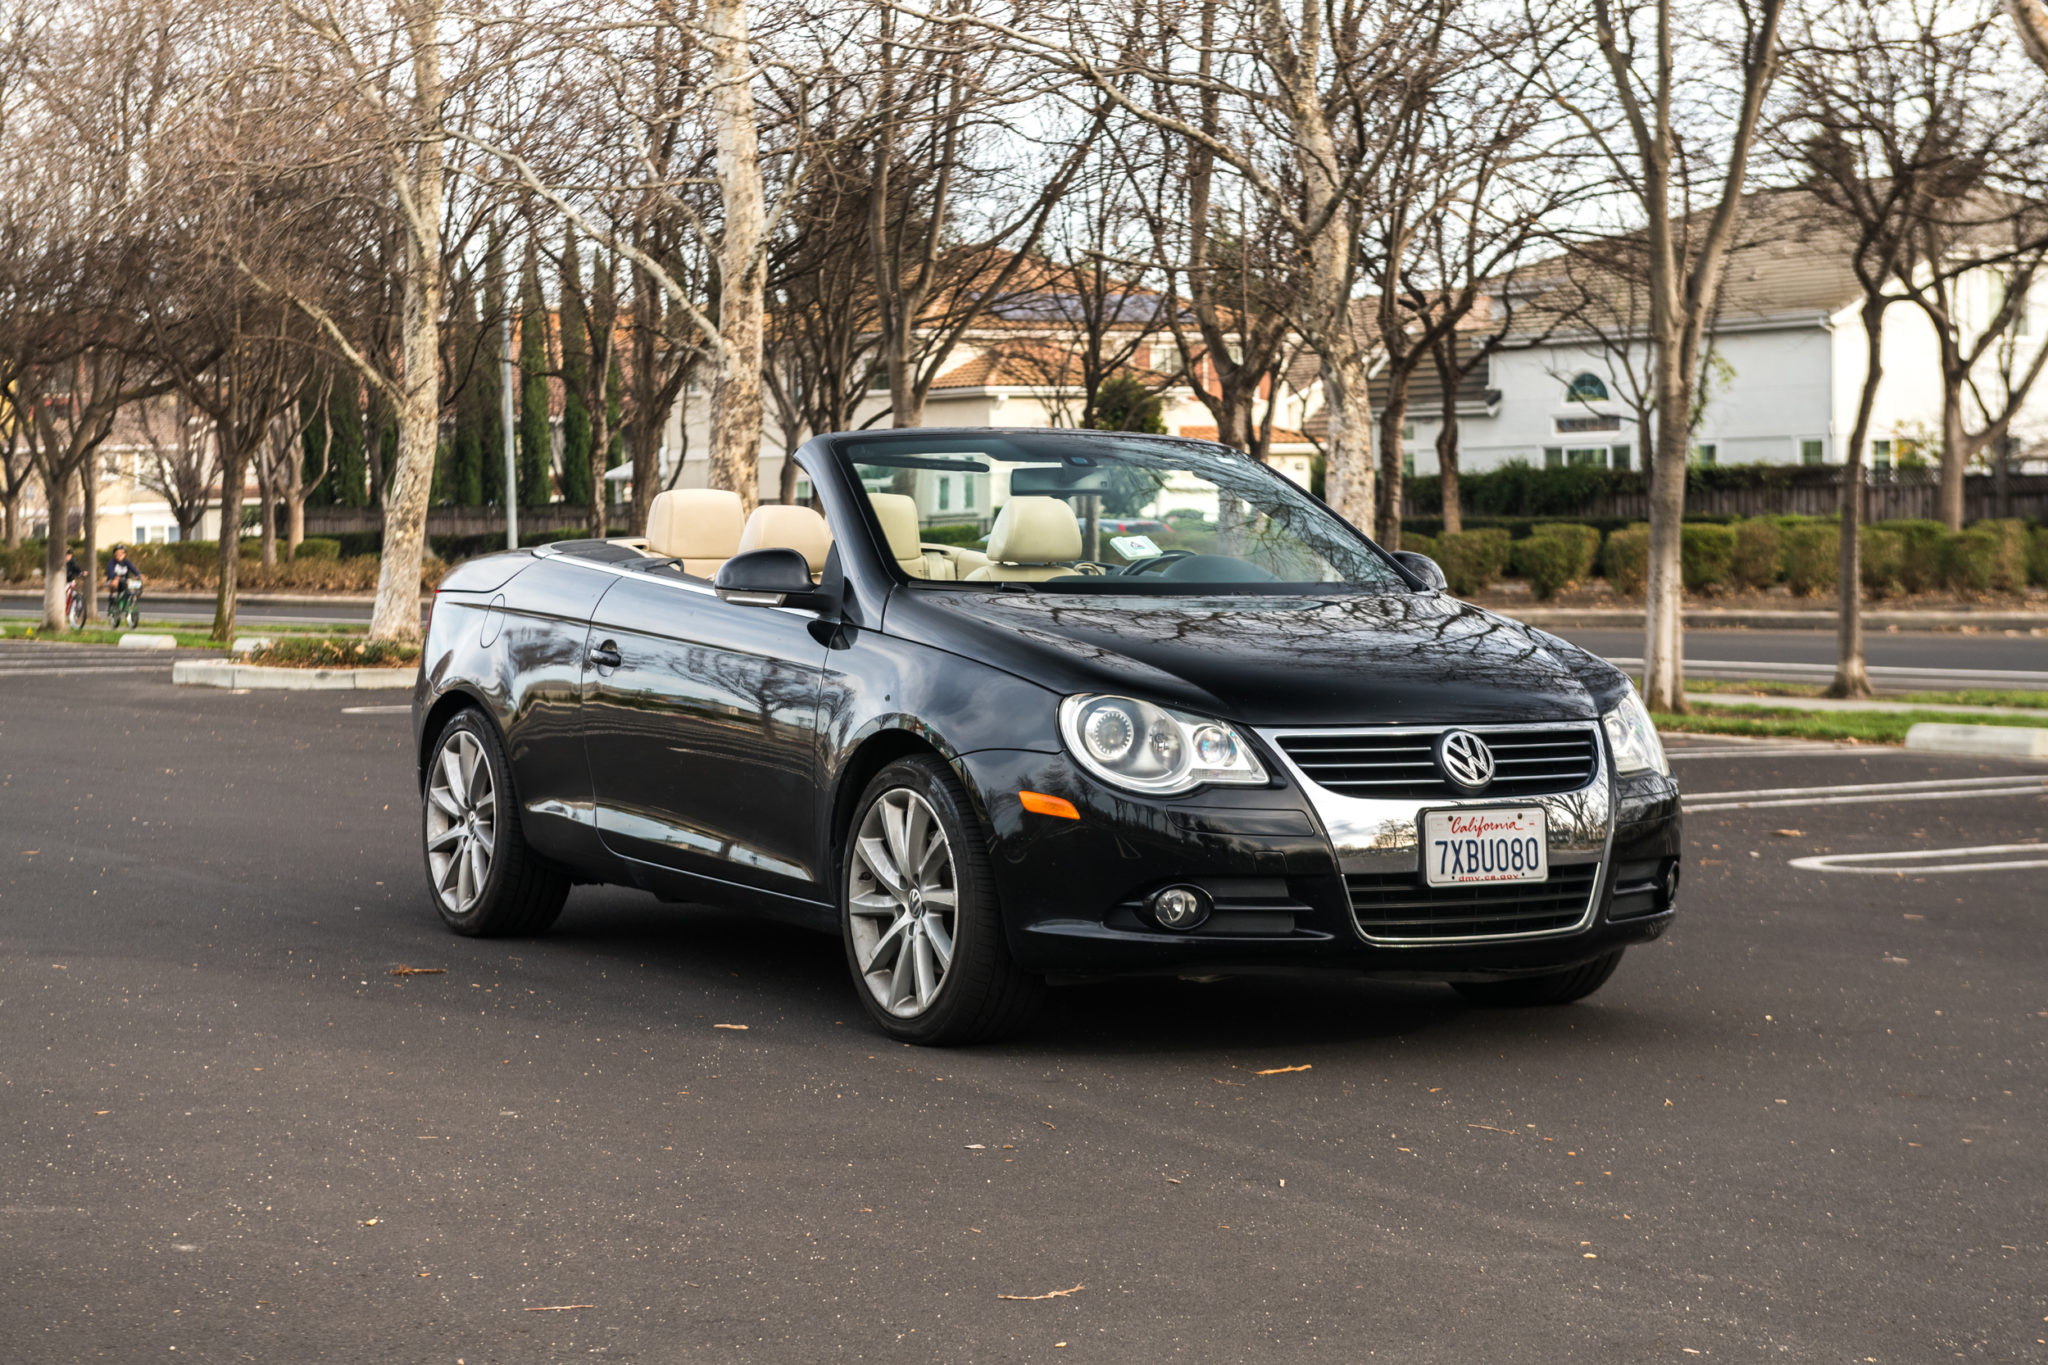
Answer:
[
  {"left": 1558, "top": 0, "right": 1789, "bottom": 712},
  {"left": 2014, "top": 0, "right": 2048, "bottom": 68},
  {"left": 136, "top": 394, "right": 219, "bottom": 543}
]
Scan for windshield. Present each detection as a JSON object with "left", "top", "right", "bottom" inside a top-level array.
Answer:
[{"left": 833, "top": 430, "right": 1409, "bottom": 595}]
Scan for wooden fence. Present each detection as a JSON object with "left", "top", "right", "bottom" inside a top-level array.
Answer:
[
  {"left": 303, "top": 506, "right": 598, "bottom": 539},
  {"left": 1403, "top": 471, "right": 2048, "bottom": 523}
]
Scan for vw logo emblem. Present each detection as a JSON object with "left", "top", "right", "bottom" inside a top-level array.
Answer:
[{"left": 1435, "top": 729, "right": 1496, "bottom": 792}]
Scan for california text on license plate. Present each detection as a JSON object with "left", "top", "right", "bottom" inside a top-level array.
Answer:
[{"left": 1423, "top": 808, "right": 1548, "bottom": 887}]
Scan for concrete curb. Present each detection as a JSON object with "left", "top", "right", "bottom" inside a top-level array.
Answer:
[
  {"left": 118, "top": 633, "right": 180, "bottom": 650},
  {"left": 173, "top": 660, "right": 416, "bottom": 691},
  {"left": 1903, "top": 722, "right": 2048, "bottom": 758},
  {"left": 1683, "top": 692, "right": 2048, "bottom": 718},
  {"left": 1514, "top": 607, "right": 2048, "bottom": 632}
]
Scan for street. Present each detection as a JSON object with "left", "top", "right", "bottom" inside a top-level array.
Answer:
[{"left": 2, "top": 656, "right": 2045, "bottom": 1361}]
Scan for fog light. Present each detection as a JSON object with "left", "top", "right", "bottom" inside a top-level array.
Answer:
[
  {"left": 1660, "top": 859, "right": 1681, "bottom": 910},
  {"left": 1150, "top": 885, "right": 1210, "bottom": 931}
]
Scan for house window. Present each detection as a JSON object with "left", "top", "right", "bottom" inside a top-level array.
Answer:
[
  {"left": 1566, "top": 373, "right": 1609, "bottom": 402},
  {"left": 1565, "top": 447, "right": 1604, "bottom": 467},
  {"left": 1690, "top": 443, "right": 1717, "bottom": 466},
  {"left": 1872, "top": 439, "right": 1892, "bottom": 471},
  {"left": 938, "top": 476, "right": 951, "bottom": 512},
  {"left": 1401, "top": 451, "right": 1415, "bottom": 478},
  {"left": 963, "top": 477, "right": 974, "bottom": 510},
  {"left": 1543, "top": 446, "right": 1563, "bottom": 469},
  {"left": 1610, "top": 444, "right": 1631, "bottom": 470},
  {"left": 1556, "top": 415, "right": 1621, "bottom": 434},
  {"left": 1800, "top": 439, "right": 1824, "bottom": 466}
]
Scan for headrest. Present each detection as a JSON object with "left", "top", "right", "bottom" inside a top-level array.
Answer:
[
  {"left": 646, "top": 489, "right": 744, "bottom": 562},
  {"left": 986, "top": 496, "right": 1081, "bottom": 565},
  {"left": 868, "top": 493, "right": 925, "bottom": 570},
  {"left": 738, "top": 503, "right": 835, "bottom": 573}
]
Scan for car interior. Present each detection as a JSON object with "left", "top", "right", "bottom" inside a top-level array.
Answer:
[{"left": 962, "top": 496, "right": 1087, "bottom": 582}]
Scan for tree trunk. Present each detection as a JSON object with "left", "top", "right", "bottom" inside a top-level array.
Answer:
[
  {"left": 368, "top": 1, "right": 446, "bottom": 644},
  {"left": 81, "top": 466, "right": 99, "bottom": 623},
  {"left": 704, "top": 0, "right": 766, "bottom": 515},
  {"left": 212, "top": 439, "right": 246, "bottom": 643},
  {"left": 1375, "top": 375, "right": 1411, "bottom": 550},
  {"left": 628, "top": 267, "right": 663, "bottom": 534},
  {"left": 1828, "top": 298, "right": 1884, "bottom": 699},
  {"left": 1318, "top": 353, "right": 1374, "bottom": 530},
  {"left": 2012, "top": 0, "right": 2048, "bottom": 72},
  {"left": 1641, "top": 377, "right": 1692, "bottom": 713},
  {"left": 288, "top": 494, "right": 306, "bottom": 557},
  {"left": 40, "top": 475, "right": 69, "bottom": 630},
  {"left": 1434, "top": 347, "right": 1462, "bottom": 536},
  {"left": 258, "top": 463, "right": 279, "bottom": 568},
  {"left": 1938, "top": 368, "right": 1967, "bottom": 531}
]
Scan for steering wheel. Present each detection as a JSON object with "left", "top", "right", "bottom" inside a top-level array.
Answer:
[{"left": 1117, "top": 549, "right": 1196, "bottom": 577}]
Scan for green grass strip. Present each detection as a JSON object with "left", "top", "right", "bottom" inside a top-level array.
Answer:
[{"left": 1653, "top": 703, "right": 2048, "bottom": 745}]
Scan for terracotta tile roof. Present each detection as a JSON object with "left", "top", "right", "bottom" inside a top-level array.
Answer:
[{"left": 1176, "top": 424, "right": 1311, "bottom": 444}]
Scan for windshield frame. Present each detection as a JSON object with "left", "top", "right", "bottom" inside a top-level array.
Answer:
[{"left": 823, "top": 429, "right": 1425, "bottom": 597}]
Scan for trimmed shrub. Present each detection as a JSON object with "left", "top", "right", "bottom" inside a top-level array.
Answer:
[
  {"left": 294, "top": 537, "right": 341, "bottom": 561},
  {"left": 1937, "top": 529, "right": 2004, "bottom": 594},
  {"left": 1859, "top": 527, "right": 1905, "bottom": 598},
  {"left": 1975, "top": 519, "right": 2031, "bottom": 592},
  {"left": 1780, "top": 523, "right": 1839, "bottom": 596},
  {"left": 919, "top": 522, "right": 986, "bottom": 547},
  {"left": 1879, "top": 519, "right": 1947, "bottom": 593},
  {"left": 1401, "top": 534, "right": 1440, "bottom": 567},
  {"left": 2030, "top": 526, "right": 2048, "bottom": 587},
  {"left": 1436, "top": 528, "right": 1511, "bottom": 595},
  {"left": 243, "top": 637, "right": 420, "bottom": 669},
  {"left": 1602, "top": 525, "right": 1650, "bottom": 596},
  {"left": 1730, "top": 520, "right": 1783, "bottom": 590},
  {"left": 1529, "top": 522, "right": 1602, "bottom": 582},
  {"left": 1679, "top": 523, "right": 1736, "bottom": 592},
  {"left": 1512, "top": 534, "right": 1582, "bottom": 600}
]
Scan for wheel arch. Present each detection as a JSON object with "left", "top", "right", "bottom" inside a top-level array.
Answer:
[
  {"left": 827, "top": 722, "right": 995, "bottom": 876},
  {"left": 416, "top": 684, "right": 501, "bottom": 791}
]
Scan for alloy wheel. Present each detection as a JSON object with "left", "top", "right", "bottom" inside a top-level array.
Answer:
[
  {"left": 425, "top": 730, "right": 497, "bottom": 914},
  {"left": 848, "top": 788, "right": 958, "bottom": 1018}
]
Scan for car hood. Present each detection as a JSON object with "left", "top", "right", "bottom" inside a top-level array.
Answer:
[{"left": 890, "top": 590, "right": 1624, "bottom": 727}]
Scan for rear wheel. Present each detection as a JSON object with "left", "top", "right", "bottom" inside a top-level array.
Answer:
[
  {"left": 64, "top": 585, "right": 84, "bottom": 630},
  {"left": 422, "top": 711, "right": 568, "bottom": 937},
  {"left": 841, "top": 756, "right": 1042, "bottom": 1045},
  {"left": 1451, "top": 949, "right": 1625, "bottom": 1007}
]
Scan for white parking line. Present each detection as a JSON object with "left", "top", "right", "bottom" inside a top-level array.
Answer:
[
  {"left": 342, "top": 704, "right": 412, "bottom": 714},
  {"left": 1683, "top": 774, "right": 2048, "bottom": 812},
  {"left": 1790, "top": 843, "right": 2048, "bottom": 875}
]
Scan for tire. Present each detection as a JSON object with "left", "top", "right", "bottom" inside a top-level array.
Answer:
[
  {"left": 1452, "top": 949, "right": 1625, "bottom": 1007},
  {"left": 65, "top": 588, "right": 84, "bottom": 630},
  {"left": 422, "top": 710, "right": 568, "bottom": 937},
  {"left": 840, "top": 756, "right": 1043, "bottom": 1045}
]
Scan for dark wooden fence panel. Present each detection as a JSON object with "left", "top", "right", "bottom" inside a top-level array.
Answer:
[
  {"left": 1404, "top": 472, "right": 2048, "bottom": 523},
  {"left": 303, "top": 507, "right": 598, "bottom": 539}
]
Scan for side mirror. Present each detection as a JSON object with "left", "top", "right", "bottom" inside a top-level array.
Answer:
[
  {"left": 714, "top": 547, "right": 837, "bottom": 613},
  {"left": 1391, "top": 550, "right": 1447, "bottom": 592}
]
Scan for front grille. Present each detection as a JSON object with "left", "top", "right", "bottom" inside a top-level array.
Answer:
[
  {"left": 1345, "top": 863, "right": 1599, "bottom": 941},
  {"left": 1276, "top": 726, "right": 1598, "bottom": 800}
]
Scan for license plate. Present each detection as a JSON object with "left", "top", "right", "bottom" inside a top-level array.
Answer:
[{"left": 1423, "top": 808, "right": 1548, "bottom": 886}]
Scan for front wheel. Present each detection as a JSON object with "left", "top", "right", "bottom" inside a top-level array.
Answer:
[
  {"left": 841, "top": 756, "right": 1042, "bottom": 1045},
  {"left": 1451, "top": 949, "right": 1625, "bottom": 1007},
  {"left": 422, "top": 711, "right": 568, "bottom": 937},
  {"left": 65, "top": 585, "right": 85, "bottom": 630}
]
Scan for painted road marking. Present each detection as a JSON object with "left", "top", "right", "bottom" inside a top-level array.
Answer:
[
  {"left": 343, "top": 705, "right": 412, "bottom": 714},
  {"left": 1790, "top": 843, "right": 2048, "bottom": 875},
  {"left": 1684, "top": 774, "right": 2048, "bottom": 812}
]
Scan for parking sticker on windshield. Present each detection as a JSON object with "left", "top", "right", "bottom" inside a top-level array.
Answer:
[{"left": 1111, "top": 535, "right": 1161, "bottom": 560}]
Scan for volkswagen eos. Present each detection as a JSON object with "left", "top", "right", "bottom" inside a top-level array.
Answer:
[{"left": 412, "top": 430, "right": 1682, "bottom": 1044}]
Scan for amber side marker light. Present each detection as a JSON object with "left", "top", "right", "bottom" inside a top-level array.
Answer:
[{"left": 1019, "top": 791, "right": 1081, "bottom": 820}]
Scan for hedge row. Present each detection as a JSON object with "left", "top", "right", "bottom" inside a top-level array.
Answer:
[
  {"left": 1401, "top": 516, "right": 2047, "bottom": 598},
  {"left": 1401, "top": 460, "right": 1893, "bottom": 517}
]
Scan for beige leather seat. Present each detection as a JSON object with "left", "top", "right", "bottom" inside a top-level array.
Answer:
[
  {"left": 737, "top": 503, "right": 834, "bottom": 577},
  {"left": 646, "top": 489, "right": 745, "bottom": 578},
  {"left": 964, "top": 497, "right": 1083, "bottom": 582},
  {"left": 869, "top": 493, "right": 930, "bottom": 579}
]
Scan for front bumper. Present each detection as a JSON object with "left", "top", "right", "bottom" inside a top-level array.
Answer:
[{"left": 955, "top": 746, "right": 1682, "bottom": 980}]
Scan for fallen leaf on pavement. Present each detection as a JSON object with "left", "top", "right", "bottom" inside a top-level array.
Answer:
[
  {"left": 1467, "top": 1124, "right": 1517, "bottom": 1135},
  {"left": 524, "top": 1305, "right": 595, "bottom": 1312},
  {"left": 964, "top": 1144, "right": 986, "bottom": 1150},
  {"left": 1772, "top": 829, "right": 1804, "bottom": 838},
  {"left": 389, "top": 966, "right": 445, "bottom": 976},
  {"left": 998, "top": 1284, "right": 1084, "bottom": 1301},
  {"left": 1256, "top": 1064, "right": 1311, "bottom": 1075},
  {"left": 713, "top": 1024, "right": 748, "bottom": 1030}
]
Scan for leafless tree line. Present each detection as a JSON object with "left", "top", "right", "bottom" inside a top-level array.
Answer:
[{"left": 0, "top": 0, "right": 2043, "bottom": 694}]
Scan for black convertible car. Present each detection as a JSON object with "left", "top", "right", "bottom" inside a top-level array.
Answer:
[{"left": 412, "top": 430, "right": 1681, "bottom": 1044}]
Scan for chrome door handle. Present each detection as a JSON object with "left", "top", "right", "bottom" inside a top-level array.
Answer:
[{"left": 587, "top": 641, "right": 623, "bottom": 669}]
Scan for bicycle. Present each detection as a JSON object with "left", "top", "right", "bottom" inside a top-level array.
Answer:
[
  {"left": 63, "top": 578, "right": 86, "bottom": 630},
  {"left": 106, "top": 580, "right": 142, "bottom": 630}
]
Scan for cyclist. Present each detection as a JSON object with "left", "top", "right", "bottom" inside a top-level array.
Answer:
[
  {"left": 62, "top": 549, "right": 87, "bottom": 628},
  {"left": 65, "top": 549, "right": 83, "bottom": 584},
  {"left": 105, "top": 544, "right": 145, "bottom": 619}
]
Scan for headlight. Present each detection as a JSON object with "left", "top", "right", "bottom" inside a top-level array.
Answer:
[
  {"left": 1602, "top": 689, "right": 1669, "bottom": 776},
  {"left": 1058, "top": 694, "right": 1268, "bottom": 795}
]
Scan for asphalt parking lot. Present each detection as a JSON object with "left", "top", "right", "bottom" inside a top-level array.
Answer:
[{"left": 3, "top": 652, "right": 2045, "bottom": 1362}]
